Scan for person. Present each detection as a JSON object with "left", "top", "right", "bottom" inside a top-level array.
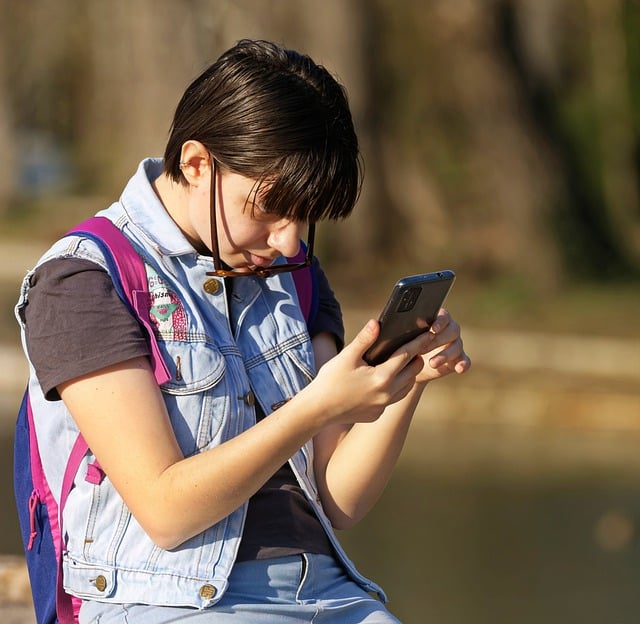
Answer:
[{"left": 16, "top": 39, "right": 470, "bottom": 623}]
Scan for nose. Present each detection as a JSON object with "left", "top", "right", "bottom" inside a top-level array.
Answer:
[{"left": 267, "top": 221, "right": 303, "bottom": 258}]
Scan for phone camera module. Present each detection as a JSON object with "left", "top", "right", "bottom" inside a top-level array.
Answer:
[{"left": 396, "top": 287, "right": 421, "bottom": 313}]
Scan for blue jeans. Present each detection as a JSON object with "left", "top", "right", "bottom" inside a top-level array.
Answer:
[{"left": 79, "top": 554, "right": 401, "bottom": 623}]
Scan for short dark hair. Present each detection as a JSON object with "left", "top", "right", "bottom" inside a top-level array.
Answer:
[{"left": 164, "top": 39, "right": 362, "bottom": 222}]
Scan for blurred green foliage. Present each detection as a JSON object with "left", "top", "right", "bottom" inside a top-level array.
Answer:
[{"left": 0, "top": 0, "right": 638, "bottom": 307}]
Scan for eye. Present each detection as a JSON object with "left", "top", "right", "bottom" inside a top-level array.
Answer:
[
  {"left": 250, "top": 200, "right": 284, "bottom": 224},
  {"left": 251, "top": 203, "right": 274, "bottom": 220},
  {"left": 245, "top": 185, "right": 272, "bottom": 218}
]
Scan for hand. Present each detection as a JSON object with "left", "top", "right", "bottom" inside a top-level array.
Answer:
[
  {"left": 414, "top": 308, "right": 471, "bottom": 383},
  {"left": 309, "top": 319, "right": 430, "bottom": 426}
]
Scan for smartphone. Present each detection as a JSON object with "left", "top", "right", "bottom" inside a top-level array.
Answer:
[{"left": 363, "top": 270, "right": 455, "bottom": 366}]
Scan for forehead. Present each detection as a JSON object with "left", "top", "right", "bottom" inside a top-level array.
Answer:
[
  {"left": 220, "top": 169, "right": 262, "bottom": 199},
  {"left": 217, "top": 162, "right": 310, "bottom": 222}
]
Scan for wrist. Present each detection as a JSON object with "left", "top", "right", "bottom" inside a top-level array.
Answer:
[{"left": 287, "top": 382, "right": 335, "bottom": 432}]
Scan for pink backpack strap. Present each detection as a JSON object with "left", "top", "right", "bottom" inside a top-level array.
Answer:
[
  {"left": 68, "top": 216, "right": 171, "bottom": 385},
  {"left": 24, "top": 395, "right": 77, "bottom": 623},
  {"left": 51, "top": 216, "right": 172, "bottom": 621},
  {"left": 57, "top": 435, "right": 89, "bottom": 622}
]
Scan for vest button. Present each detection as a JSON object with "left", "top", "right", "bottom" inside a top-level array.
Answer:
[
  {"left": 94, "top": 575, "right": 107, "bottom": 592},
  {"left": 199, "top": 583, "right": 217, "bottom": 599},
  {"left": 203, "top": 279, "right": 221, "bottom": 295},
  {"left": 243, "top": 391, "right": 255, "bottom": 407}
]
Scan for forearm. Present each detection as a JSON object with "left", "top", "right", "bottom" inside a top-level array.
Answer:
[
  {"left": 317, "top": 381, "right": 427, "bottom": 529},
  {"left": 60, "top": 357, "right": 326, "bottom": 550},
  {"left": 313, "top": 308, "right": 470, "bottom": 528},
  {"left": 152, "top": 396, "right": 321, "bottom": 548}
]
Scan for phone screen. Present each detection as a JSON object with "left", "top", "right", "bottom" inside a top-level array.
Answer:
[{"left": 363, "top": 270, "right": 455, "bottom": 365}]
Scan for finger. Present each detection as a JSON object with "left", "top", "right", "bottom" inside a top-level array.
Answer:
[
  {"left": 427, "top": 319, "right": 461, "bottom": 352},
  {"left": 429, "top": 354, "right": 470, "bottom": 378},
  {"left": 429, "top": 308, "right": 451, "bottom": 334},
  {"left": 428, "top": 339, "right": 464, "bottom": 369},
  {"left": 431, "top": 349, "right": 471, "bottom": 375},
  {"left": 382, "top": 330, "right": 434, "bottom": 373},
  {"left": 344, "top": 319, "right": 380, "bottom": 358},
  {"left": 454, "top": 353, "right": 472, "bottom": 374}
]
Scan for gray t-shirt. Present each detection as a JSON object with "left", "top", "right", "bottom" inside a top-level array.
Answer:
[{"left": 25, "top": 257, "right": 344, "bottom": 400}]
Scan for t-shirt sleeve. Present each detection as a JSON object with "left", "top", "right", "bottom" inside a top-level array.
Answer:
[
  {"left": 308, "top": 257, "right": 345, "bottom": 351},
  {"left": 24, "top": 257, "right": 151, "bottom": 401}
]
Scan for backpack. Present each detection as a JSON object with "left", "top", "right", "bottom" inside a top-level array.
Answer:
[{"left": 13, "top": 216, "right": 317, "bottom": 624}]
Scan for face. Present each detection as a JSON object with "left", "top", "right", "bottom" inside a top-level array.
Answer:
[{"left": 188, "top": 167, "right": 305, "bottom": 269}]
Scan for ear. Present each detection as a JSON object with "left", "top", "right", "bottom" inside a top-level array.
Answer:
[{"left": 179, "top": 140, "right": 212, "bottom": 186}]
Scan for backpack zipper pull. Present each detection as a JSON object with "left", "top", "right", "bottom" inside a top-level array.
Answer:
[{"left": 27, "top": 489, "right": 40, "bottom": 550}]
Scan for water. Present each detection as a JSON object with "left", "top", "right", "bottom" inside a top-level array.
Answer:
[
  {"left": 340, "top": 468, "right": 640, "bottom": 623},
  {"left": 4, "top": 412, "right": 640, "bottom": 623}
]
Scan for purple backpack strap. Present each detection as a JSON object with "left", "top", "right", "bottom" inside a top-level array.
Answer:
[{"left": 289, "top": 244, "right": 318, "bottom": 327}]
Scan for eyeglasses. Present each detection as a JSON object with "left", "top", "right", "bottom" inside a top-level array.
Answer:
[{"left": 205, "top": 157, "right": 315, "bottom": 279}]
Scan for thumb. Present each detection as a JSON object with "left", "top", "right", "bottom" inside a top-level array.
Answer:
[{"left": 344, "top": 319, "right": 380, "bottom": 361}]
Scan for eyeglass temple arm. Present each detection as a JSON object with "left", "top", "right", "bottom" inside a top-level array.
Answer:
[
  {"left": 306, "top": 222, "right": 316, "bottom": 265},
  {"left": 209, "top": 158, "right": 224, "bottom": 272}
]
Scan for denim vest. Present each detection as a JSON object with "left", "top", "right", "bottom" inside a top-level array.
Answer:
[{"left": 16, "top": 159, "right": 385, "bottom": 608}]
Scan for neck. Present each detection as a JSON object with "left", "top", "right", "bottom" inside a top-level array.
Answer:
[{"left": 153, "top": 173, "right": 209, "bottom": 254}]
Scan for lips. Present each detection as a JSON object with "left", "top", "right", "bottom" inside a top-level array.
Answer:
[{"left": 247, "top": 252, "right": 277, "bottom": 268}]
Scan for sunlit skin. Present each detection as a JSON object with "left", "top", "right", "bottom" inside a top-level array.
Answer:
[
  {"left": 58, "top": 139, "right": 470, "bottom": 550},
  {"left": 153, "top": 140, "right": 304, "bottom": 269}
]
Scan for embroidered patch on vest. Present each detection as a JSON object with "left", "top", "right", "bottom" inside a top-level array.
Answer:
[{"left": 147, "top": 269, "right": 188, "bottom": 340}]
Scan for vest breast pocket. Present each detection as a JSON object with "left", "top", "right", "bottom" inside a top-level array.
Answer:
[{"left": 157, "top": 341, "right": 230, "bottom": 456}]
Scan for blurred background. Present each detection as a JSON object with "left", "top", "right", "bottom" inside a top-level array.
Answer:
[{"left": 1, "top": 1, "right": 640, "bottom": 622}]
